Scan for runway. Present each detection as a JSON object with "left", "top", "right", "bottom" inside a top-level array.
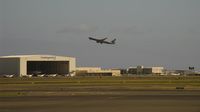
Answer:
[{"left": 1, "top": 91, "right": 200, "bottom": 112}]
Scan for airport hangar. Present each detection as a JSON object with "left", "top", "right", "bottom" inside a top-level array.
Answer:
[{"left": 0, "top": 55, "right": 76, "bottom": 77}]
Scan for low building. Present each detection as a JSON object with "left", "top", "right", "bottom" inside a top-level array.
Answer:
[
  {"left": 165, "top": 70, "right": 200, "bottom": 76},
  {"left": 128, "top": 66, "right": 164, "bottom": 75},
  {"left": 76, "top": 67, "right": 121, "bottom": 76},
  {"left": 0, "top": 55, "right": 76, "bottom": 77}
]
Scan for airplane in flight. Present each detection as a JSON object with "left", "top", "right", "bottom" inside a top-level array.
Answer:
[{"left": 88, "top": 37, "right": 116, "bottom": 44}]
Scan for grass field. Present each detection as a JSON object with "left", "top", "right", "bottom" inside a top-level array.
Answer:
[
  {"left": 1, "top": 76, "right": 200, "bottom": 112},
  {"left": 0, "top": 76, "right": 200, "bottom": 97}
]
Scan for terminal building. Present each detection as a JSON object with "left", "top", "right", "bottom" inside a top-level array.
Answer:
[
  {"left": 0, "top": 55, "right": 76, "bottom": 77},
  {"left": 128, "top": 66, "right": 164, "bottom": 75},
  {"left": 76, "top": 67, "right": 121, "bottom": 76}
]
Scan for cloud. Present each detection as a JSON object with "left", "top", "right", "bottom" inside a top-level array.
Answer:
[
  {"left": 111, "top": 25, "right": 151, "bottom": 35},
  {"left": 56, "top": 24, "right": 98, "bottom": 34}
]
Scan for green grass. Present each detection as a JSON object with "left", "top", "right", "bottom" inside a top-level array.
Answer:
[
  {"left": 0, "top": 76, "right": 200, "bottom": 84},
  {"left": 0, "top": 76, "right": 200, "bottom": 97}
]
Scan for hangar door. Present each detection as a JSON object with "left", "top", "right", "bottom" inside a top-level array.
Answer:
[{"left": 27, "top": 61, "right": 69, "bottom": 75}]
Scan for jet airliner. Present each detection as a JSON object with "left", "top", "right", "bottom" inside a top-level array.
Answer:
[{"left": 88, "top": 37, "right": 116, "bottom": 44}]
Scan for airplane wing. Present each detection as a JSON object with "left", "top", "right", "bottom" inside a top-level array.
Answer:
[
  {"left": 102, "top": 39, "right": 116, "bottom": 44},
  {"left": 101, "top": 37, "right": 107, "bottom": 41},
  {"left": 102, "top": 41, "right": 112, "bottom": 44}
]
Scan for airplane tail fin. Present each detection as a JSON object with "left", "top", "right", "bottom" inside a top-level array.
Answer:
[{"left": 111, "top": 39, "right": 116, "bottom": 44}]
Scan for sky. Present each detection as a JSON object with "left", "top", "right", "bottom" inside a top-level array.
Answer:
[{"left": 0, "top": 0, "right": 200, "bottom": 69}]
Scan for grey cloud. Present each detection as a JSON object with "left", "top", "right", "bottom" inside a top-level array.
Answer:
[
  {"left": 185, "top": 26, "right": 200, "bottom": 34},
  {"left": 1, "top": 0, "right": 200, "bottom": 69},
  {"left": 56, "top": 24, "right": 98, "bottom": 34},
  {"left": 111, "top": 25, "right": 151, "bottom": 35}
]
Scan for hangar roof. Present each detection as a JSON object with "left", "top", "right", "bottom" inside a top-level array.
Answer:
[{"left": 0, "top": 55, "right": 75, "bottom": 59}]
